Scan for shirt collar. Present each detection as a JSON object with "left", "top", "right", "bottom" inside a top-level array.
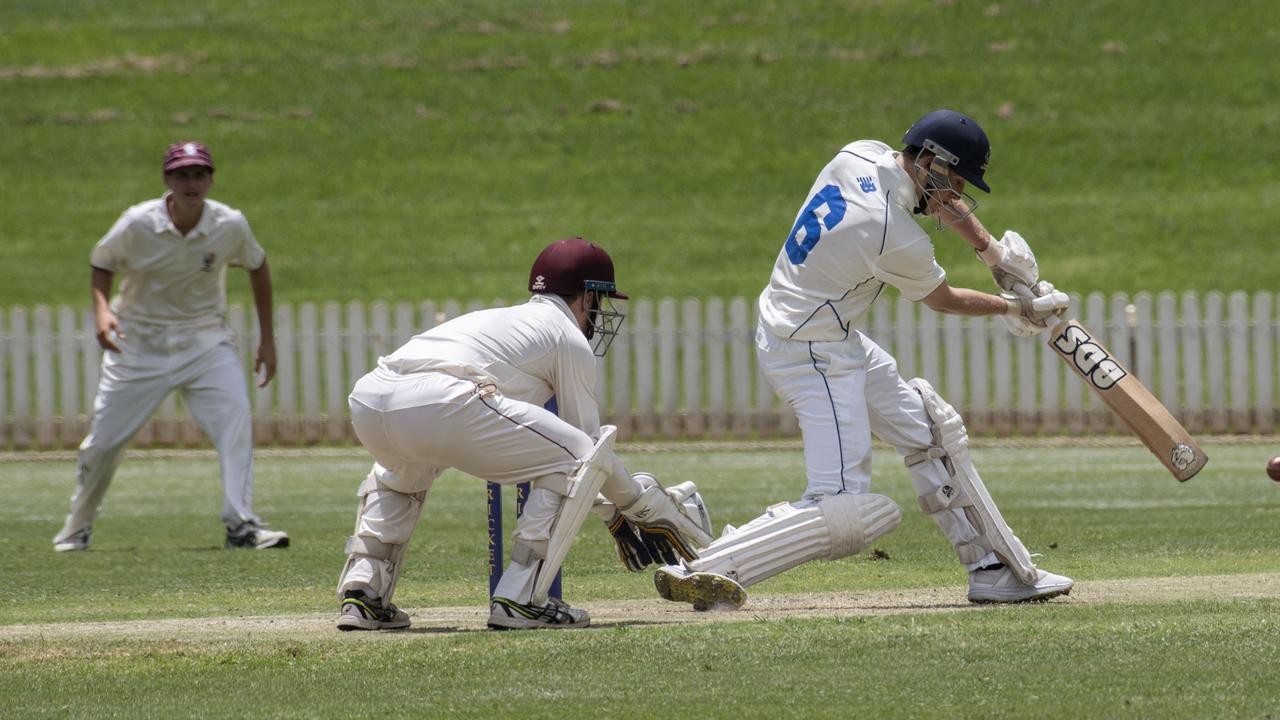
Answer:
[
  {"left": 529, "top": 293, "right": 578, "bottom": 325},
  {"left": 153, "top": 191, "right": 211, "bottom": 238},
  {"left": 877, "top": 151, "right": 920, "bottom": 213}
]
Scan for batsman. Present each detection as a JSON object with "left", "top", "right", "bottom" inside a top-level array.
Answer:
[
  {"left": 335, "top": 238, "right": 713, "bottom": 631},
  {"left": 656, "top": 109, "right": 1074, "bottom": 610}
]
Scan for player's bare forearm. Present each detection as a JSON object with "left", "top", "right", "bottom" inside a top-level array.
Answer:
[
  {"left": 942, "top": 198, "right": 994, "bottom": 251},
  {"left": 249, "top": 259, "right": 277, "bottom": 386},
  {"left": 90, "top": 266, "right": 122, "bottom": 352},
  {"left": 248, "top": 259, "right": 275, "bottom": 340},
  {"left": 922, "top": 281, "right": 1009, "bottom": 317},
  {"left": 90, "top": 267, "right": 113, "bottom": 312}
]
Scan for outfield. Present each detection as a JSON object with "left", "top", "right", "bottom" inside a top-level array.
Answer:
[
  {"left": 5, "top": 1, "right": 1280, "bottom": 718},
  {"left": 3, "top": 0, "right": 1279, "bottom": 307},
  {"left": 3, "top": 441, "right": 1278, "bottom": 718}
]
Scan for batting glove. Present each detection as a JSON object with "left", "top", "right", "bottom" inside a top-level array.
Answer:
[
  {"left": 978, "top": 230, "right": 1040, "bottom": 292},
  {"left": 1000, "top": 281, "right": 1069, "bottom": 336}
]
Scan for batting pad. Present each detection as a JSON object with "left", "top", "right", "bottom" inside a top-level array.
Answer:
[
  {"left": 686, "top": 493, "right": 901, "bottom": 588},
  {"left": 531, "top": 425, "right": 617, "bottom": 603},
  {"left": 337, "top": 467, "right": 426, "bottom": 603},
  {"left": 907, "top": 378, "right": 1037, "bottom": 584}
]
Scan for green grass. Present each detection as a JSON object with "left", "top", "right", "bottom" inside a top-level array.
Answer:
[
  {"left": 2, "top": 441, "right": 1279, "bottom": 718},
  {"left": 8, "top": 605, "right": 1279, "bottom": 719},
  {"left": 3, "top": 4, "right": 1279, "bottom": 713},
  {"left": 3, "top": 0, "right": 1278, "bottom": 309}
]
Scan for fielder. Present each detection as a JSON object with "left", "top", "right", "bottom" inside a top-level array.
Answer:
[
  {"left": 52, "top": 141, "right": 288, "bottom": 552},
  {"left": 655, "top": 109, "right": 1074, "bottom": 609},
  {"left": 335, "top": 238, "right": 714, "bottom": 631}
]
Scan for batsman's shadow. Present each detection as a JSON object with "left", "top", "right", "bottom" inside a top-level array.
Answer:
[
  {"left": 397, "top": 619, "right": 672, "bottom": 635},
  {"left": 584, "top": 619, "right": 672, "bottom": 630},
  {"left": 399, "top": 625, "right": 481, "bottom": 635}
]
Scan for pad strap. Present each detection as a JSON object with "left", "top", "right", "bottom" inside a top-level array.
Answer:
[
  {"left": 904, "top": 446, "right": 946, "bottom": 467},
  {"left": 511, "top": 538, "right": 546, "bottom": 565},
  {"left": 914, "top": 485, "right": 993, "bottom": 565},
  {"left": 916, "top": 483, "right": 972, "bottom": 514},
  {"left": 344, "top": 535, "right": 395, "bottom": 560},
  {"left": 535, "top": 474, "right": 571, "bottom": 497}
]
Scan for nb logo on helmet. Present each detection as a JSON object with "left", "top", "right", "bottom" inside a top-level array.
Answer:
[{"left": 531, "top": 275, "right": 546, "bottom": 291}]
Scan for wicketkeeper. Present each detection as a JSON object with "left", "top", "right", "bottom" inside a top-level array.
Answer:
[
  {"left": 655, "top": 109, "right": 1074, "bottom": 610},
  {"left": 335, "top": 238, "right": 713, "bottom": 631}
]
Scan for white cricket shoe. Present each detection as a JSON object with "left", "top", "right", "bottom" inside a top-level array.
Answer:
[
  {"left": 225, "top": 521, "right": 290, "bottom": 550},
  {"left": 53, "top": 527, "right": 91, "bottom": 552},
  {"left": 967, "top": 564, "right": 1074, "bottom": 603},
  {"left": 653, "top": 564, "right": 747, "bottom": 611},
  {"left": 336, "top": 590, "right": 411, "bottom": 631},
  {"left": 487, "top": 596, "right": 590, "bottom": 630}
]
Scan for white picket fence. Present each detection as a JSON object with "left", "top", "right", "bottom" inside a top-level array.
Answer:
[{"left": 1, "top": 290, "right": 1276, "bottom": 449}]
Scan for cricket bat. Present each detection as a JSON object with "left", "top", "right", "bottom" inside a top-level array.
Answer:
[{"left": 1048, "top": 318, "right": 1208, "bottom": 481}]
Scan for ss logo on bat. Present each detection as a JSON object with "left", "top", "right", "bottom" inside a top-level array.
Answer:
[{"left": 1052, "top": 325, "right": 1127, "bottom": 390}]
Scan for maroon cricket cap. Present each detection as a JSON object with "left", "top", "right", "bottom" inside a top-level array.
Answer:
[
  {"left": 529, "top": 237, "right": 628, "bottom": 299},
  {"left": 163, "top": 141, "right": 215, "bottom": 172}
]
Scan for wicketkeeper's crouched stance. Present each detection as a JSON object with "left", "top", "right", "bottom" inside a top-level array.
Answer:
[
  {"left": 655, "top": 110, "right": 1074, "bottom": 611},
  {"left": 335, "top": 238, "right": 713, "bottom": 631}
]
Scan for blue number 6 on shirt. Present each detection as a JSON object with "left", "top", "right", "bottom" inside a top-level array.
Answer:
[{"left": 784, "top": 184, "right": 847, "bottom": 264}]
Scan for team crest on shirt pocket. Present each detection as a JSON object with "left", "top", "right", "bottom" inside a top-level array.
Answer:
[
  {"left": 201, "top": 252, "right": 216, "bottom": 272},
  {"left": 856, "top": 176, "right": 877, "bottom": 193}
]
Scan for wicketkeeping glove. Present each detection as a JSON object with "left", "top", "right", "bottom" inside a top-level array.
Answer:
[
  {"left": 591, "top": 470, "right": 667, "bottom": 572},
  {"left": 599, "top": 507, "right": 656, "bottom": 571},
  {"left": 591, "top": 473, "right": 714, "bottom": 572},
  {"left": 595, "top": 503, "right": 699, "bottom": 571}
]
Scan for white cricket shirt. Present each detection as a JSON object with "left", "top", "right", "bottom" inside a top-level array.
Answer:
[
  {"left": 90, "top": 193, "right": 266, "bottom": 327},
  {"left": 379, "top": 295, "right": 602, "bottom": 435},
  {"left": 758, "top": 140, "right": 946, "bottom": 342}
]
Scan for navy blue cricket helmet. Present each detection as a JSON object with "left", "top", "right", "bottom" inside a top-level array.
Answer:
[{"left": 902, "top": 109, "right": 992, "bottom": 193}]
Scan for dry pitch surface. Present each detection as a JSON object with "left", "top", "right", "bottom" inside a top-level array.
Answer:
[{"left": 5, "top": 573, "right": 1275, "bottom": 644}]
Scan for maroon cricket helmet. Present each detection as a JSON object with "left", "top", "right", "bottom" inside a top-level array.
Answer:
[
  {"left": 163, "top": 141, "right": 215, "bottom": 173},
  {"left": 528, "top": 237, "right": 628, "bottom": 299}
]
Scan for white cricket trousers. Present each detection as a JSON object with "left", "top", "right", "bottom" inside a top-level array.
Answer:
[
  {"left": 756, "top": 321, "right": 1000, "bottom": 570},
  {"left": 756, "top": 323, "right": 934, "bottom": 498},
  {"left": 54, "top": 329, "right": 257, "bottom": 543},
  {"left": 340, "top": 367, "right": 600, "bottom": 603}
]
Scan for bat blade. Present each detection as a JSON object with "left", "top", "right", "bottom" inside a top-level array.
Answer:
[{"left": 1048, "top": 319, "right": 1208, "bottom": 481}]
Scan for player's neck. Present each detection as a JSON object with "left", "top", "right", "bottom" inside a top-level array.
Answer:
[
  {"left": 895, "top": 152, "right": 925, "bottom": 192},
  {"left": 568, "top": 294, "right": 591, "bottom": 334},
  {"left": 166, "top": 194, "right": 205, "bottom": 236}
]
